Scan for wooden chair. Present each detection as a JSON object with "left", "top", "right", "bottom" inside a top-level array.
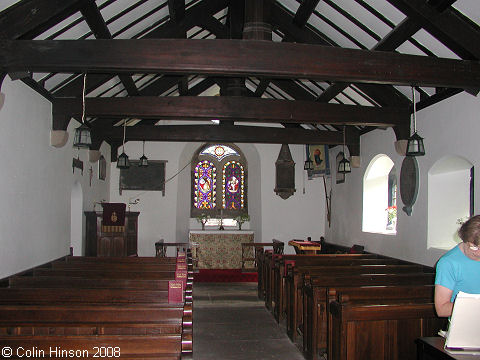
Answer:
[{"left": 155, "top": 239, "right": 166, "bottom": 257}]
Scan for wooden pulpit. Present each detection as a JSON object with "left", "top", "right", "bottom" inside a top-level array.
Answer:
[{"left": 84, "top": 211, "right": 139, "bottom": 257}]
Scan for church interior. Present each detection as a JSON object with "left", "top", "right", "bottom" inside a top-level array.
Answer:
[{"left": 0, "top": 0, "right": 479, "bottom": 359}]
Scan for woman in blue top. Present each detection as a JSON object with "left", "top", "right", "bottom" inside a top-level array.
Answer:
[{"left": 435, "top": 215, "right": 480, "bottom": 317}]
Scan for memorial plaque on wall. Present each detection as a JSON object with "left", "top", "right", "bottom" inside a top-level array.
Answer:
[
  {"left": 119, "top": 160, "right": 167, "bottom": 195},
  {"left": 400, "top": 156, "right": 419, "bottom": 216}
]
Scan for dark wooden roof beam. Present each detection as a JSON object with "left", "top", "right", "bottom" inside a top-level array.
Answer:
[
  {"left": 52, "top": 96, "right": 409, "bottom": 130},
  {"left": 100, "top": 124, "right": 344, "bottom": 145},
  {"left": 3, "top": 39, "right": 478, "bottom": 88}
]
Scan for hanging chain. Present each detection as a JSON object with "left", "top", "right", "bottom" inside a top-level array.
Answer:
[
  {"left": 81, "top": 73, "right": 86, "bottom": 125},
  {"left": 412, "top": 86, "right": 417, "bottom": 133},
  {"left": 122, "top": 119, "right": 127, "bottom": 152}
]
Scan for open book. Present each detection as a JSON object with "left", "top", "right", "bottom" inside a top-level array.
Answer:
[{"left": 444, "top": 291, "right": 480, "bottom": 355}]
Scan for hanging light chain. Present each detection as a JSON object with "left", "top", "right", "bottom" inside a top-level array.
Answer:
[
  {"left": 81, "top": 73, "right": 86, "bottom": 125},
  {"left": 122, "top": 119, "right": 127, "bottom": 152},
  {"left": 412, "top": 86, "right": 417, "bottom": 134}
]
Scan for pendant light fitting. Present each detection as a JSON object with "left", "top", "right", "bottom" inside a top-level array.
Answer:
[
  {"left": 73, "top": 73, "right": 92, "bottom": 148},
  {"left": 139, "top": 140, "right": 149, "bottom": 167},
  {"left": 406, "top": 86, "right": 425, "bottom": 156},
  {"left": 338, "top": 126, "right": 351, "bottom": 174},
  {"left": 117, "top": 119, "right": 130, "bottom": 169},
  {"left": 304, "top": 144, "right": 313, "bottom": 171}
]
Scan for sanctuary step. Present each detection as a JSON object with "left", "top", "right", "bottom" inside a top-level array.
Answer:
[{"left": 193, "top": 269, "right": 257, "bottom": 283}]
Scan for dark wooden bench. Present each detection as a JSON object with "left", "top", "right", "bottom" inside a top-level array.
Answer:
[
  {"left": 50, "top": 260, "right": 178, "bottom": 271},
  {"left": 329, "top": 299, "right": 445, "bottom": 360},
  {"left": 0, "top": 334, "right": 187, "bottom": 359},
  {"left": 284, "top": 263, "right": 426, "bottom": 339},
  {"left": 302, "top": 272, "right": 435, "bottom": 360},
  {"left": 277, "top": 257, "right": 413, "bottom": 324},
  {"left": 0, "top": 303, "right": 190, "bottom": 336},
  {"left": 255, "top": 240, "right": 285, "bottom": 298},
  {"left": 33, "top": 268, "right": 177, "bottom": 279},
  {"left": 0, "top": 254, "right": 194, "bottom": 359},
  {"left": 8, "top": 275, "right": 172, "bottom": 290},
  {"left": 63, "top": 255, "right": 179, "bottom": 263},
  {"left": 268, "top": 254, "right": 392, "bottom": 318},
  {"left": 262, "top": 253, "right": 379, "bottom": 309}
]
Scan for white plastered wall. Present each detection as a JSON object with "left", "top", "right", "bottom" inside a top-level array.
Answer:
[
  {"left": 0, "top": 79, "right": 110, "bottom": 278},
  {"left": 325, "top": 92, "right": 480, "bottom": 267}
]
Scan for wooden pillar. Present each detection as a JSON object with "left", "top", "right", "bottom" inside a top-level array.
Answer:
[{"left": 243, "top": 0, "right": 272, "bottom": 41}]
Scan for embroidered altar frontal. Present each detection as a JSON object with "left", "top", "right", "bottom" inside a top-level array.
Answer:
[{"left": 189, "top": 231, "right": 254, "bottom": 269}]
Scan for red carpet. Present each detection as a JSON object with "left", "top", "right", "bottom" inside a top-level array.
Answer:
[{"left": 194, "top": 269, "right": 258, "bottom": 282}]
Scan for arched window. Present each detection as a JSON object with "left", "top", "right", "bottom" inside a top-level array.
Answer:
[
  {"left": 428, "top": 156, "right": 473, "bottom": 249},
  {"left": 362, "top": 154, "right": 397, "bottom": 234},
  {"left": 191, "top": 144, "right": 248, "bottom": 220}
]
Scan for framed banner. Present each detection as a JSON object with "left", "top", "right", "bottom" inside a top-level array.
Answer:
[{"left": 307, "top": 145, "right": 330, "bottom": 179}]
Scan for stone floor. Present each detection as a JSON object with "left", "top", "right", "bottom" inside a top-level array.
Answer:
[{"left": 193, "top": 282, "right": 306, "bottom": 360}]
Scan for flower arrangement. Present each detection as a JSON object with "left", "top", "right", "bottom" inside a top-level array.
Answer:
[
  {"left": 196, "top": 213, "right": 210, "bottom": 230},
  {"left": 235, "top": 213, "right": 250, "bottom": 230},
  {"left": 386, "top": 205, "right": 397, "bottom": 223}
]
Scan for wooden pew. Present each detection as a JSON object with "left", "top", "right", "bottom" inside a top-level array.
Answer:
[
  {"left": 302, "top": 272, "right": 435, "bottom": 360},
  {"left": 326, "top": 285, "right": 437, "bottom": 358},
  {"left": 0, "top": 334, "right": 186, "bottom": 359},
  {"left": 256, "top": 240, "right": 285, "bottom": 300},
  {"left": 33, "top": 268, "right": 177, "bottom": 279},
  {"left": 0, "top": 304, "right": 189, "bottom": 336},
  {"left": 63, "top": 255, "right": 179, "bottom": 263},
  {"left": 277, "top": 256, "right": 410, "bottom": 324},
  {"left": 329, "top": 300, "right": 445, "bottom": 360},
  {"left": 284, "top": 263, "right": 426, "bottom": 341},
  {"left": 0, "top": 254, "right": 193, "bottom": 360},
  {"left": 50, "top": 260, "right": 177, "bottom": 271},
  {"left": 262, "top": 253, "right": 379, "bottom": 310},
  {"left": 8, "top": 275, "right": 172, "bottom": 290}
]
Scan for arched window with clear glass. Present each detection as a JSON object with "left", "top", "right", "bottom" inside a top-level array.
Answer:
[{"left": 191, "top": 144, "right": 248, "bottom": 222}]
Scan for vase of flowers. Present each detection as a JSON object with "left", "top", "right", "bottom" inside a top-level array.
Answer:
[
  {"left": 386, "top": 205, "right": 397, "bottom": 229},
  {"left": 196, "top": 213, "right": 210, "bottom": 230},
  {"left": 235, "top": 213, "right": 250, "bottom": 230}
]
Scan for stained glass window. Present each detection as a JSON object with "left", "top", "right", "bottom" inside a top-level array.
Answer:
[
  {"left": 191, "top": 144, "right": 247, "bottom": 219},
  {"left": 200, "top": 144, "right": 239, "bottom": 161},
  {"left": 223, "top": 161, "right": 245, "bottom": 210},
  {"left": 194, "top": 160, "right": 216, "bottom": 209}
]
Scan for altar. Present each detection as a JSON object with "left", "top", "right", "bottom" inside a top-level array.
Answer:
[{"left": 189, "top": 230, "right": 254, "bottom": 269}]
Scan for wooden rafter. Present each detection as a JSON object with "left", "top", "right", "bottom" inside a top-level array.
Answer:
[
  {"left": 0, "top": 0, "right": 83, "bottom": 40},
  {"left": 79, "top": 1, "right": 138, "bottom": 96},
  {"left": 386, "top": 0, "right": 480, "bottom": 60}
]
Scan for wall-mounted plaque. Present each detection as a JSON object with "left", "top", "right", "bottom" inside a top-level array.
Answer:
[
  {"left": 400, "top": 156, "right": 419, "bottom": 216},
  {"left": 119, "top": 160, "right": 167, "bottom": 195}
]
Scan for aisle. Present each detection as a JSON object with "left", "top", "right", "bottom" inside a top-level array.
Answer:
[{"left": 193, "top": 282, "right": 306, "bottom": 360}]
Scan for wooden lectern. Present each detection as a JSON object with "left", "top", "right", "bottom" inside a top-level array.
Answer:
[{"left": 84, "top": 211, "right": 139, "bottom": 257}]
